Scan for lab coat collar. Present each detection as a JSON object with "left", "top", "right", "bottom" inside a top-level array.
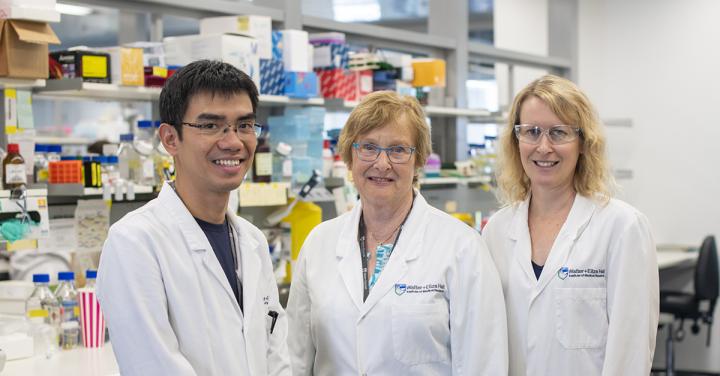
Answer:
[
  {"left": 335, "top": 191, "right": 427, "bottom": 316},
  {"left": 507, "top": 193, "right": 598, "bottom": 299},
  {"left": 158, "top": 182, "right": 247, "bottom": 318}
]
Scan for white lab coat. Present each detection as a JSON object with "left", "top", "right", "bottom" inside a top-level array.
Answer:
[
  {"left": 483, "top": 194, "right": 659, "bottom": 376},
  {"left": 97, "top": 182, "right": 290, "bottom": 376},
  {"left": 287, "top": 193, "right": 508, "bottom": 376}
]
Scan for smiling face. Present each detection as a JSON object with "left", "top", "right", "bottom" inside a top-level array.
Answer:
[
  {"left": 351, "top": 118, "right": 417, "bottom": 209},
  {"left": 165, "top": 91, "right": 257, "bottom": 196},
  {"left": 518, "top": 96, "right": 581, "bottom": 194}
]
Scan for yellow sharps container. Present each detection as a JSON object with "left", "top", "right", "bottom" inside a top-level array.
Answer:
[{"left": 281, "top": 200, "right": 322, "bottom": 284}]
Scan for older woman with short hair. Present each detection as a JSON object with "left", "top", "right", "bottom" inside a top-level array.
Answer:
[
  {"left": 287, "top": 90, "right": 508, "bottom": 375},
  {"left": 483, "top": 75, "right": 659, "bottom": 375}
]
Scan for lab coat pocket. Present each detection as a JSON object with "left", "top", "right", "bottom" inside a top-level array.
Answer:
[
  {"left": 391, "top": 303, "right": 450, "bottom": 365},
  {"left": 555, "top": 288, "right": 608, "bottom": 349}
]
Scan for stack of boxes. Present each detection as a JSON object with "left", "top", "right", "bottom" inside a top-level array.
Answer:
[
  {"left": 312, "top": 33, "right": 372, "bottom": 102},
  {"left": 280, "top": 30, "right": 318, "bottom": 98},
  {"left": 0, "top": 0, "right": 60, "bottom": 79},
  {"left": 268, "top": 107, "right": 325, "bottom": 186}
]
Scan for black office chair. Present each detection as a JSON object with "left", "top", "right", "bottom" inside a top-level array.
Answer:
[{"left": 658, "top": 235, "right": 719, "bottom": 376}]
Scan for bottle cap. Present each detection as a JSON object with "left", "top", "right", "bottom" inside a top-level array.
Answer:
[
  {"left": 107, "top": 156, "right": 119, "bottom": 164},
  {"left": 137, "top": 120, "right": 153, "bottom": 128},
  {"left": 7, "top": 143, "right": 19, "bottom": 154},
  {"left": 58, "top": 271, "right": 75, "bottom": 281},
  {"left": 86, "top": 270, "right": 97, "bottom": 279},
  {"left": 34, "top": 144, "right": 48, "bottom": 153},
  {"left": 276, "top": 142, "right": 292, "bottom": 156},
  {"left": 120, "top": 134, "right": 134, "bottom": 142},
  {"left": 33, "top": 274, "right": 50, "bottom": 283}
]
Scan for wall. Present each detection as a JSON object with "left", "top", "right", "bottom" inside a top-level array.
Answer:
[
  {"left": 494, "top": 0, "right": 549, "bottom": 109},
  {"left": 578, "top": 0, "right": 720, "bottom": 370}
]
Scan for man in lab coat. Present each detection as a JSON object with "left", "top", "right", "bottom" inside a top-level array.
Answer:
[{"left": 97, "top": 60, "right": 290, "bottom": 375}]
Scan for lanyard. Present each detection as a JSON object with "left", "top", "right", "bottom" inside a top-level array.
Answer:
[{"left": 358, "top": 194, "right": 415, "bottom": 302}]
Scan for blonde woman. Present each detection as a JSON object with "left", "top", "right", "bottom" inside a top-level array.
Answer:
[
  {"left": 287, "top": 91, "right": 507, "bottom": 375},
  {"left": 483, "top": 75, "right": 659, "bottom": 375}
]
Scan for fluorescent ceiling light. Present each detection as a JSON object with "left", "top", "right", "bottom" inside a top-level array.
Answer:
[{"left": 56, "top": 3, "right": 93, "bottom": 16}]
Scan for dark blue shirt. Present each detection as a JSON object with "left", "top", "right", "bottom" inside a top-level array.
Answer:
[
  {"left": 195, "top": 217, "right": 242, "bottom": 308},
  {"left": 532, "top": 261, "right": 544, "bottom": 280}
]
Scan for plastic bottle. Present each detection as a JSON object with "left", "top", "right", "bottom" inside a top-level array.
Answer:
[
  {"left": 46, "top": 145, "right": 62, "bottom": 163},
  {"left": 331, "top": 154, "right": 348, "bottom": 180},
  {"left": 273, "top": 142, "right": 293, "bottom": 183},
  {"left": 322, "top": 139, "right": 333, "bottom": 178},
  {"left": 3, "top": 143, "right": 26, "bottom": 189},
  {"left": 424, "top": 153, "right": 441, "bottom": 178},
  {"left": 34, "top": 144, "right": 49, "bottom": 183},
  {"left": 55, "top": 271, "right": 80, "bottom": 348},
  {"left": 85, "top": 270, "right": 97, "bottom": 289},
  {"left": 117, "top": 133, "right": 140, "bottom": 183},
  {"left": 25, "top": 274, "right": 61, "bottom": 356},
  {"left": 134, "top": 120, "right": 157, "bottom": 187}
]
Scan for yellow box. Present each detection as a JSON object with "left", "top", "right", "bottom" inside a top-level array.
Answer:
[
  {"left": 103, "top": 46, "right": 144, "bottom": 86},
  {"left": 411, "top": 58, "right": 446, "bottom": 88}
]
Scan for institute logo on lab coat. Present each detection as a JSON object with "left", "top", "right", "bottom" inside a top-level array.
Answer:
[
  {"left": 557, "top": 267, "right": 569, "bottom": 280},
  {"left": 395, "top": 283, "right": 407, "bottom": 295}
]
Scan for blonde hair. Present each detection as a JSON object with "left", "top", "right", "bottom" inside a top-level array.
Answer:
[
  {"left": 496, "top": 75, "right": 615, "bottom": 205},
  {"left": 338, "top": 91, "right": 432, "bottom": 181}
]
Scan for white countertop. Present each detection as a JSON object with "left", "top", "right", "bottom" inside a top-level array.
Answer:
[
  {"left": 657, "top": 250, "right": 698, "bottom": 270},
  {"left": 2, "top": 343, "right": 118, "bottom": 376}
]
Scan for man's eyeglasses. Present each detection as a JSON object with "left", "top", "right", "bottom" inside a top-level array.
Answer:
[
  {"left": 181, "top": 121, "right": 263, "bottom": 138},
  {"left": 513, "top": 124, "right": 582, "bottom": 145},
  {"left": 352, "top": 142, "right": 416, "bottom": 164}
]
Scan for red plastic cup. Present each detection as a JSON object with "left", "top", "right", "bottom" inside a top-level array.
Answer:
[{"left": 78, "top": 288, "right": 106, "bottom": 348}]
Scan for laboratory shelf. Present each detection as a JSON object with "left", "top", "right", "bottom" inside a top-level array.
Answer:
[
  {"left": 0, "top": 78, "right": 46, "bottom": 89},
  {"left": 34, "top": 136, "right": 92, "bottom": 145},
  {"left": 259, "top": 94, "right": 325, "bottom": 106},
  {"left": 31, "top": 79, "right": 492, "bottom": 118},
  {"left": 47, "top": 183, "right": 154, "bottom": 197},
  {"left": 34, "top": 79, "right": 162, "bottom": 101},
  {"left": 419, "top": 176, "right": 490, "bottom": 187},
  {"left": 0, "top": 188, "right": 48, "bottom": 198}
]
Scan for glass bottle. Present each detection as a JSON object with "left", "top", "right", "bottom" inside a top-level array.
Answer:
[
  {"left": 253, "top": 135, "right": 272, "bottom": 183},
  {"left": 55, "top": 271, "right": 80, "bottom": 348},
  {"left": 34, "top": 143, "right": 49, "bottom": 183},
  {"left": 3, "top": 143, "right": 26, "bottom": 189}
]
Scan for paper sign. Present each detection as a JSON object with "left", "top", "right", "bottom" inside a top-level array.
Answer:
[
  {"left": 4, "top": 88, "right": 17, "bottom": 134},
  {"left": 16, "top": 90, "right": 34, "bottom": 129}
]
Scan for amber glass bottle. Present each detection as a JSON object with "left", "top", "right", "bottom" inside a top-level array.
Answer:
[{"left": 3, "top": 143, "right": 26, "bottom": 189}]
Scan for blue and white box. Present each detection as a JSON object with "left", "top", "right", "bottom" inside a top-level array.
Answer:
[
  {"left": 260, "top": 59, "right": 285, "bottom": 95},
  {"left": 283, "top": 71, "right": 318, "bottom": 98}
]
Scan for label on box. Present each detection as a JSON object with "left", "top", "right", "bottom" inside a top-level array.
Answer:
[
  {"left": 82, "top": 55, "right": 108, "bottom": 78},
  {"left": 237, "top": 17, "right": 250, "bottom": 31},
  {"left": 255, "top": 152, "right": 272, "bottom": 176},
  {"left": 152, "top": 66, "right": 168, "bottom": 78},
  {"left": 5, "top": 164, "right": 27, "bottom": 184}
]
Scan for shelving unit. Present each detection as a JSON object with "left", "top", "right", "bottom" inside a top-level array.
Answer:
[
  {"left": 419, "top": 176, "right": 491, "bottom": 187},
  {"left": 32, "top": 79, "right": 493, "bottom": 118},
  {"left": 0, "top": 78, "right": 47, "bottom": 89},
  {"left": 46, "top": 183, "right": 154, "bottom": 197}
]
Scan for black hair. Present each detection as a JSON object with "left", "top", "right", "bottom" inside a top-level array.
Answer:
[{"left": 159, "top": 60, "right": 259, "bottom": 139}]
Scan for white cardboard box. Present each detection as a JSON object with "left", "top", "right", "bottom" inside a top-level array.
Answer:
[
  {"left": 200, "top": 15, "right": 272, "bottom": 60},
  {"left": 0, "top": 2, "right": 60, "bottom": 23},
  {"left": 163, "top": 33, "right": 260, "bottom": 87},
  {"left": 280, "top": 29, "right": 310, "bottom": 72}
]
